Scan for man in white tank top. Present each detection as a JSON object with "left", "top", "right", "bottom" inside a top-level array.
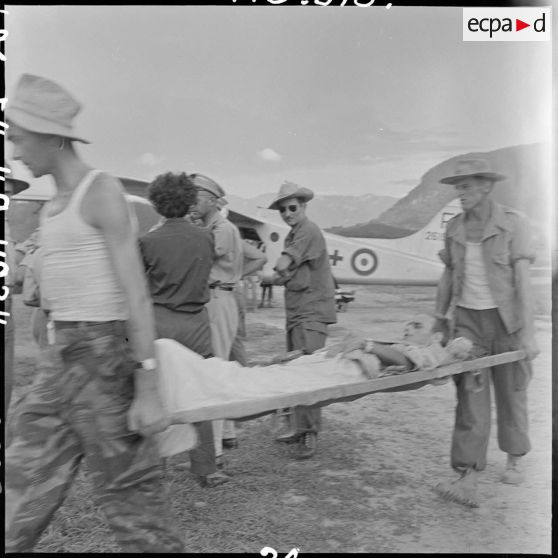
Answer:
[
  {"left": 5, "top": 74, "right": 184, "bottom": 552},
  {"left": 432, "top": 158, "right": 539, "bottom": 509}
]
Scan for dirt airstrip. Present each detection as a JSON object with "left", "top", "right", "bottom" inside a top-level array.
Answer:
[{"left": 7, "top": 284, "right": 552, "bottom": 553}]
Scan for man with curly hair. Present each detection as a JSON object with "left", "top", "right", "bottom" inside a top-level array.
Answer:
[{"left": 139, "top": 172, "right": 230, "bottom": 488}]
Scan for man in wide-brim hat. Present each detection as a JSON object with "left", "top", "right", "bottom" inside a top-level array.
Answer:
[
  {"left": 438, "top": 157, "right": 506, "bottom": 185},
  {"left": 432, "top": 157, "right": 539, "bottom": 509},
  {"left": 268, "top": 180, "right": 314, "bottom": 210},
  {"left": 268, "top": 180, "right": 336, "bottom": 460},
  {"left": 5, "top": 74, "right": 184, "bottom": 552}
]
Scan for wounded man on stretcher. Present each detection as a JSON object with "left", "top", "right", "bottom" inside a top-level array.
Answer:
[{"left": 155, "top": 314, "right": 473, "bottom": 457}]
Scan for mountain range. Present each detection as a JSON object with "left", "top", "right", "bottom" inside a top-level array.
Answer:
[
  {"left": 375, "top": 143, "right": 549, "bottom": 232},
  {"left": 226, "top": 192, "right": 399, "bottom": 229},
  {"left": 232, "top": 143, "right": 550, "bottom": 245}
]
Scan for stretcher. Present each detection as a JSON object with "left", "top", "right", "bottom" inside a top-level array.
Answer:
[{"left": 166, "top": 349, "right": 526, "bottom": 425}]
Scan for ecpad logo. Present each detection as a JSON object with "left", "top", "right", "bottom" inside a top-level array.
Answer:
[{"left": 463, "top": 7, "right": 551, "bottom": 42}]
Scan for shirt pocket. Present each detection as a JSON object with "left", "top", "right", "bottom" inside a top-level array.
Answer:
[
  {"left": 492, "top": 251, "right": 511, "bottom": 266},
  {"left": 491, "top": 234, "right": 513, "bottom": 266},
  {"left": 286, "top": 263, "right": 311, "bottom": 292}
]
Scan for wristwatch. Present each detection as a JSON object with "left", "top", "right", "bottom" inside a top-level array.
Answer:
[{"left": 136, "top": 358, "right": 157, "bottom": 371}]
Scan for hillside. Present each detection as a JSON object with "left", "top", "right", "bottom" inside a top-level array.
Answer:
[
  {"left": 377, "top": 143, "right": 550, "bottom": 230},
  {"left": 330, "top": 143, "right": 550, "bottom": 249}
]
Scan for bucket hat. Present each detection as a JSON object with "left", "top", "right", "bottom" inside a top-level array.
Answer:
[{"left": 6, "top": 74, "right": 90, "bottom": 143}]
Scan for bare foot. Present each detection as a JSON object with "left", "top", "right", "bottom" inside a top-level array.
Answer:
[
  {"left": 434, "top": 468, "right": 480, "bottom": 508},
  {"left": 501, "top": 454, "right": 524, "bottom": 485}
]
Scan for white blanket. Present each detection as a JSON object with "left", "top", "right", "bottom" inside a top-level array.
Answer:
[{"left": 154, "top": 338, "right": 368, "bottom": 457}]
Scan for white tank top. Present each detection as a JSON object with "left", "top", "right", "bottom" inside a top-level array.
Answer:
[
  {"left": 39, "top": 170, "right": 129, "bottom": 321},
  {"left": 458, "top": 242, "right": 497, "bottom": 310}
]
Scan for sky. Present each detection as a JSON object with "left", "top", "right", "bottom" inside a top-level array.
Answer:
[{"left": 3, "top": 4, "right": 553, "bottom": 199}]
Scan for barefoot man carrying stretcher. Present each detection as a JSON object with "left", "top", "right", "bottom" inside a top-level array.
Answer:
[{"left": 431, "top": 158, "right": 539, "bottom": 508}]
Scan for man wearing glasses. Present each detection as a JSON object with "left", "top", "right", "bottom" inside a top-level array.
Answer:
[{"left": 269, "top": 181, "right": 337, "bottom": 459}]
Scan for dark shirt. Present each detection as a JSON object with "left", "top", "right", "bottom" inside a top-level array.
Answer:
[
  {"left": 139, "top": 218, "right": 214, "bottom": 312},
  {"left": 282, "top": 217, "right": 337, "bottom": 330}
]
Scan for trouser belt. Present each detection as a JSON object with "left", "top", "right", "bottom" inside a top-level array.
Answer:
[
  {"left": 53, "top": 320, "right": 126, "bottom": 331},
  {"left": 209, "top": 285, "right": 235, "bottom": 291}
]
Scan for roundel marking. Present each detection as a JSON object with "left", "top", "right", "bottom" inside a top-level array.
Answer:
[
  {"left": 270, "top": 232, "right": 280, "bottom": 242},
  {"left": 350, "top": 248, "right": 378, "bottom": 276}
]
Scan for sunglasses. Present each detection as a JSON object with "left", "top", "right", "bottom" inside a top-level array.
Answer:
[{"left": 279, "top": 204, "right": 299, "bottom": 214}]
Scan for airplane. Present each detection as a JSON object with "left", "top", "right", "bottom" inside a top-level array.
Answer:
[
  {"left": 230, "top": 204, "right": 551, "bottom": 287},
  {"left": 227, "top": 202, "right": 460, "bottom": 286},
  {"left": 8, "top": 175, "right": 462, "bottom": 286},
  {"left": 7, "top": 177, "right": 161, "bottom": 243}
]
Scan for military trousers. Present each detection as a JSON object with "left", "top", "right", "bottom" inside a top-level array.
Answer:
[
  {"left": 286, "top": 322, "right": 328, "bottom": 435},
  {"left": 5, "top": 320, "right": 184, "bottom": 553},
  {"left": 451, "top": 306, "right": 531, "bottom": 472},
  {"left": 206, "top": 289, "right": 239, "bottom": 452},
  {"left": 4, "top": 295, "right": 15, "bottom": 416}
]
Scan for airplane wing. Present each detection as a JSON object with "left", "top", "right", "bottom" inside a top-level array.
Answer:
[{"left": 226, "top": 209, "right": 265, "bottom": 227}]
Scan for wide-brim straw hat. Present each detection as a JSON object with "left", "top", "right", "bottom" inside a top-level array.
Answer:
[
  {"left": 268, "top": 180, "right": 314, "bottom": 210},
  {"left": 440, "top": 158, "right": 506, "bottom": 185},
  {"left": 5, "top": 74, "right": 90, "bottom": 143},
  {"left": 190, "top": 173, "right": 227, "bottom": 204}
]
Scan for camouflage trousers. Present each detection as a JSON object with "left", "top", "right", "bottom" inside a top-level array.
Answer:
[{"left": 5, "top": 320, "right": 185, "bottom": 553}]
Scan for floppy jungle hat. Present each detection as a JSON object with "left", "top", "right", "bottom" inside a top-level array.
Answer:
[
  {"left": 440, "top": 158, "right": 506, "bottom": 185},
  {"left": 190, "top": 173, "right": 227, "bottom": 204},
  {"left": 6, "top": 74, "right": 90, "bottom": 143},
  {"left": 268, "top": 180, "right": 314, "bottom": 210}
]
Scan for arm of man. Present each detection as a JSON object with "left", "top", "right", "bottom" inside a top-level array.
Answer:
[
  {"left": 368, "top": 343, "right": 414, "bottom": 368},
  {"left": 273, "top": 224, "right": 316, "bottom": 279},
  {"left": 212, "top": 219, "right": 236, "bottom": 259},
  {"left": 514, "top": 258, "right": 539, "bottom": 359},
  {"left": 242, "top": 241, "right": 267, "bottom": 277},
  {"left": 331, "top": 334, "right": 413, "bottom": 368},
  {"left": 83, "top": 175, "right": 169, "bottom": 437},
  {"left": 281, "top": 222, "right": 323, "bottom": 268},
  {"left": 273, "top": 253, "right": 293, "bottom": 275},
  {"left": 511, "top": 214, "right": 539, "bottom": 360},
  {"left": 432, "top": 246, "right": 453, "bottom": 343}
]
